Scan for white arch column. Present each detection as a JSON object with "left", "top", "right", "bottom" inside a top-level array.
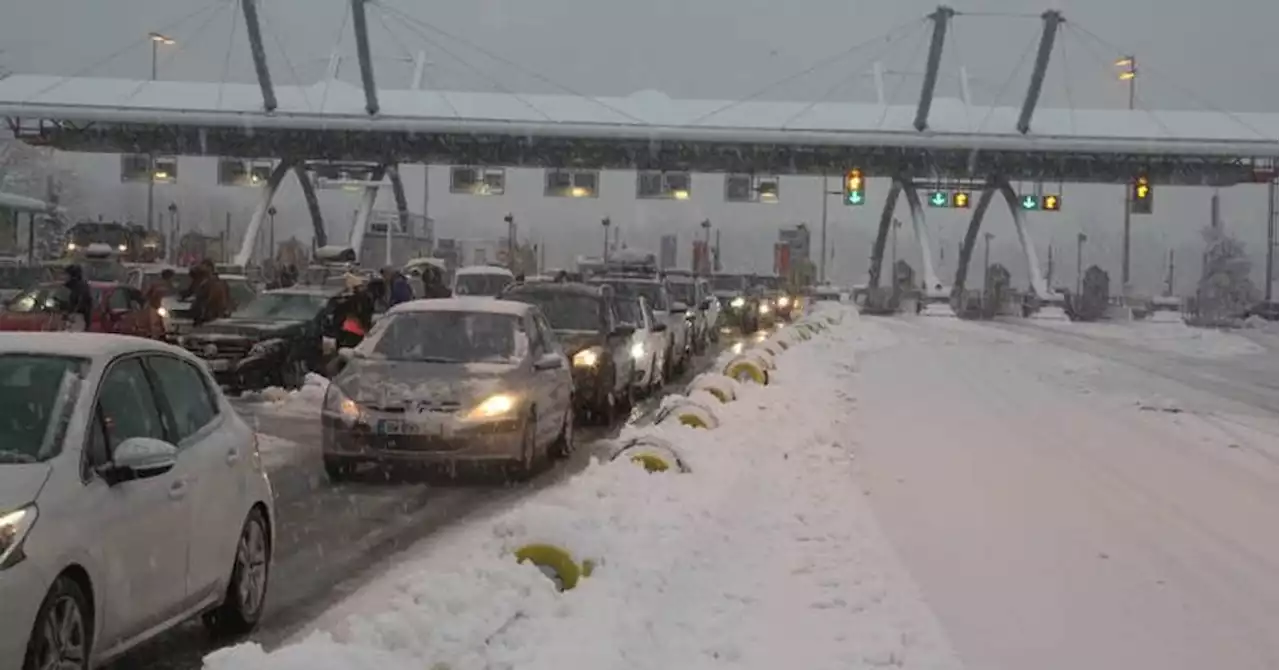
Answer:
[
  {"left": 233, "top": 158, "right": 295, "bottom": 267},
  {"left": 347, "top": 165, "right": 388, "bottom": 263}
]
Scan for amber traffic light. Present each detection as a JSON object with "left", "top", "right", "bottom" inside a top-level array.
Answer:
[
  {"left": 844, "top": 169, "right": 865, "bottom": 205},
  {"left": 1130, "top": 176, "right": 1153, "bottom": 214},
  {"left": 951, "top": 191, "right": 970, "bottom": 208},
  {"left": 1041, "top": 194, "right": 1061, "bottom": 211}
]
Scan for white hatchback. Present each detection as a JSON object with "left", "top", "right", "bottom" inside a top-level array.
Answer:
[{"left": 0, "top": 333, "right": 275, "bottom": 670}]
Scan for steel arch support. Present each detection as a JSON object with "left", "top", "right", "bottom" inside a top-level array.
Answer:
[
  {"left": 952, "top": 184, "right": 998, "bottom": 297},
  {"left": 867, "top": 179, "right": 902, "bottom": 290},
  {"left": 899, "top": 179, "right": 942, "bottom": 294},
  {"left": 347, "top": 165, "right": 387, "bottom": 263},
  {"left": 386, "top": 165, "right": 411, "bottom": 233},
  {"left": 292, "top": 164, "right": 326, "bottom": 248},
  {"left": 993, "top": 177, "right": 1054, "bottom": 301},
  {"left": 234, "top": 158, "right": 295, "bottom": 267}
]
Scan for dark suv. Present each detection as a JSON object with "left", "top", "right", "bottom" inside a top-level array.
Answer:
[{"left": 501, "top": 282, "right": 637, "bottom": 424}]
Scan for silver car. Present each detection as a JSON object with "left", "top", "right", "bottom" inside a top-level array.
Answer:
[
  {"left": 321, "top": 298, "right": 575, "bottom": 480},
  {"left": 0, "top": 333, "right": 275, "bottom": 670}
]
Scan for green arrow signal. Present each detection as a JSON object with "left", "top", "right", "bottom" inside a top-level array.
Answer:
[
  {"left": 847, "top": 192, "right": 864, "bottom": 205},
  {"left": 929, "top": 191, "right": 948, "bottom": 207},
  {"left": 1021, "top": 195, "right": 1038, "bottom": 210}
]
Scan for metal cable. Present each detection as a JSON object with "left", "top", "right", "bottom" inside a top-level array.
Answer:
[
  {"left": 373, "top": 8, "right": 460, "bottom": 118},
  {"left": 319, "top": 5, "right": 351, "bottom": 114},
  {"left": 873, "top": 22, "right": 930, "bottom": 130},
  {"left": 1061, "top": 24, "right": 1174, "bottom": 138},
  {"left": 260, "top": 2, "right": 314, "bottom": 111},
  {"left": 972, "top": 32, "right": 1038, "bottom": 134},
  {"left": 215, "top": 0, "right": 241, "bottom": 110}
]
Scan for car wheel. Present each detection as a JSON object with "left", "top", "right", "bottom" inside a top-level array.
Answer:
[
  {"left": 23, "top": 576, "right": 92, "bottom": 670},
  {"left": 203, "top": 507, "right": 270, "bottom": 637},
  {"left": 279, "top": 358, "right": 306, "bottom": 390},
  {"left": 324, "top": 457, "right": 354, "bottom": 482},
  {"left": 551, "top": 405, "right": 575, "bottom": 459}
]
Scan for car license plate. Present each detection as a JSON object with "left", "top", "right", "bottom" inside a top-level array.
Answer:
[
  {"left": 207, "top": 359, "right": 230, "bottom": 372},
  {"left": 377, "top": 417, "right": 450, "bottom": 438}
]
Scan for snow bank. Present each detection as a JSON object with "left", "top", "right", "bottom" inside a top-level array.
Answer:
[
  {"left": 236, "top": 373, "right": 330, "bottom": 418},
  {"left": 206, "top": 304, "right": 961, "bottom": 670},
  {"left": 1039, "top": 320, "right": 1266, "bottom": 359}
]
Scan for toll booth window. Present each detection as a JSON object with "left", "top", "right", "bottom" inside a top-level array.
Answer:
[
  {"left": 119, "top": 155, "right": 151, "bottom": 183},
  {"left": 218, "top": 158, "right": 273, "bottom": 187},
  {"left": 725, "top": 174, "right": 753, "bottom": 202},
  {"left": 450, "top": 166, "right": 505, "bottom": 195},
  {"left": 636, "top": 171, "right": 692, "bottom": 200},
  {"left": 545, "top": 169, "right": 598, "bottom": 198}
]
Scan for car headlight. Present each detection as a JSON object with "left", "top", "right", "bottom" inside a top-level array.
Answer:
[
  {"left": 630, "top": 341, "right": 645, "bottom": 360},
  {"left": 470, "top": 393, "right": 517, "bottom": 419},
  {"left": 759, "top": 304, "right": 772, "bottom": 315},
  {"left": 322, "top": 385, "right": 361, "bottom": 424},
  {"left": 0, "top": 505, "right": 38, "bottom": 569},
  {"left": 777, "top": 296, "right": 790, "bottom": 308},
  {"left": 117, "top": 244, "right": 128, "bottom": 252},
  {"left": 157, "top": 306, "right": 169, "bottom": 318},
  {"left": 730, "top": 297, "right": 745, "bottom": 309},
  {"left": 65, "top": 242, "right": 77, "bottom": 251},
  {"left": 573, "top": 347, "right": 601, "bottom": 368}
]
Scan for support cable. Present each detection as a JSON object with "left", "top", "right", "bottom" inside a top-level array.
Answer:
[
  {"left": 1067, "top": 22, "right": 1269, "bottom": 139},
  {"left": 22, "top": 0, "right": 226, "bottom": 103},
  {"left": 119, "top": 0, "right": 233, "bottom": 105},
  {"left": 691, "top": 16, "right": 926, "bottom": 126},
  {"left": 972, "top": 33, "right": 1038, "bottom": 134},
  {"left": 378, "top": 7, "right": 552, "bottom": 121},
  {"left": 319, "top": 6, "right": 351, "bottom": 114},
  {"left": 780, "top": 21, "right": 925, "bottom": 129},
  {"left": 378, "top": 2, "right": 647, "bottom": 125},
  {"left": 373, "top": 9, "right": 460, "bottom": 117},
  {"left": 1057, "top": 28, "right": 1076, "bottom": 135},
  {"left": 874, "top": 24, "right": 930, "bottom": 129},
  {"left": 215, "top": 0, "right": 241, "bottom": 111}
]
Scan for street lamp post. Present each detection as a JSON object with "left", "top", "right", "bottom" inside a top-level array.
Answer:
[
  {"left": 267, "top": 205, "right": 277, "bottom": 262},
  {"left": 601, "top": 217, "right": 611, "bottom": 264},
  {"left": 1076, "top": 232, "right": 1087, "bottom": 296},
  {"left": 889, "top": 218, "right": 903, "bottom": 287},
  {"left": 818, "top": 175, "right": 843, "bottom": 285},
  {"left": 1115, "top": 55, "right": 1137, "bottom": 298},
  {"left": 167, "top": 202, "right": 178, "bottom": 263},
  {"left": 699, "top": 218, "right": 711, "bottom": 275},
  {"left": 146, "top": 32, "right": 175, "bottom": 234},
  {"left": 504, "top": 213, "right": 516, "bottom": 272}
]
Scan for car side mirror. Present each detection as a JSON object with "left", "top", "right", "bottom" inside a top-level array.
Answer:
[
  {"left": 651, "top": 322, "right": 668, "bottom": 332},
  {"left": 533, "top": 353, "right": 564, "bottom": 371},
  {"left": 699, "top": 298, "right": 713, "bottom": 310},
  {"left": 670, "top": 302, "right": 689, "bottom": 314},
  {"left": 611, "top": 323, "right": 636, "bottom": 338},
  {"left": 102, "top": 437, "right": 177, "bottom": 486}
]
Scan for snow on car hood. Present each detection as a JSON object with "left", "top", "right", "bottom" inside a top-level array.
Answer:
[
  {"left": 335, "top": 359, "right": 519, "bottom": 408},
  {"left": 0, "top": 462, "right": 52, "bottom": 511}
]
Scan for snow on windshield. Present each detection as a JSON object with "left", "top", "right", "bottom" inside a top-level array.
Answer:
[
  {"left": 233, "top": 293, "right": 327, "bottom": 321},
  {"left": 599, "top": 280, "right": 667, "bottom": 310},
  {"left": 361, "top": 311, "right": 526, "bottom": 364},
  {"left": 0, "top": 354, "right": 86, "bottom": 463},
  {"left": 504, "top": 291, "right": 602, "bottom": 332},
  {"left": 454, "top": 273, "right": 513, "bottom": 297}
]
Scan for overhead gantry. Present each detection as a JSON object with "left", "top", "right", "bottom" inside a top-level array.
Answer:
[
  {"left": 230, "top": 0, "right": 408, "bottom": 267},
  {"left": 867, "top": 7, "right": 1066, "bottom": 312}
]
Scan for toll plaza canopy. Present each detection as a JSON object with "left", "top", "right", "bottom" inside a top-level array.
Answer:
[{"left": 1, "top": 75, "right": 1275, "bottom": 184}]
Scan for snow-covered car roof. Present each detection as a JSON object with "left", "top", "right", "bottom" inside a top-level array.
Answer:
[
  {"left": 0, "top": 332, "right": 191, "bottom": 360},
  {"left": 389, "top": 297, "right": 532, "bottom": 317},
  {"left": 455, "top": 265, "right": 514, "bottom": 277}
]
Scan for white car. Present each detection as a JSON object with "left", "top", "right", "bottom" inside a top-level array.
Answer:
[
  {"left": 452, "top": 265, "right": 515, "bottom": 297},
  {"left": 0, "top": 333, "right": 275, "bottom": 670},
  {"left": 613, "top": 294, "right": 668, "bottom": 392}
]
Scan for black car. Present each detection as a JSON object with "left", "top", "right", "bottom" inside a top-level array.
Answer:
[
  {"left": 712, "top": 273, "right": 761, "bottom": 334},
  {"left": 501, "top": 281, "right": 636, "bottom": 424},
  {"left": 181, "top": 286, "right": 342, "bottom": 391}
]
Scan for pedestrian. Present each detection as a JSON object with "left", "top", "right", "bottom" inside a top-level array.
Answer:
[
  {"left": 62, "top": 264, "right": 94, "bottom": 332},
  {"left": 381, "top": 267, "right": 414, "bottom": 306},
  {"left": 420, "top": 265, "right": 452, "bottom": 299}
]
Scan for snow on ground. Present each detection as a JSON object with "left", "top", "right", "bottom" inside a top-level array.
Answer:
[
  {"left": 846, "top": 314, "right": 1277, "bottom": 670},
  {"left": 204, "top": 305, "right": 963, "bottom": 670},
  {"left": 254, "top": 433, "right": 310, "bottom": 471},
  {"left": 236, "top": 373, "right": 330, "bottom": 418},
  {"left": 1034, "top": 318, "right": 1267, "bottom": 359}
]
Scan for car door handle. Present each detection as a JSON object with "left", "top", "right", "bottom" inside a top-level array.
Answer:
[
  {"left": 226, "top": 447, "right": 240, "bottom": 465},
  {"left": 168, "top": 480, "right": 188, "bottom": 501}
]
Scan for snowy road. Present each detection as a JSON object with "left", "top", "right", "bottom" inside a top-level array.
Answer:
[
  {"left": 848, "top": 316, "right": 1277, "bottom": 670},
  {"left": 106, "top": 340, "right": 739, "bottom": 670}
]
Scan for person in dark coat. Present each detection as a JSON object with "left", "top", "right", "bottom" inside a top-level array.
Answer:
[
  {"left": 420, "top": 265, "right": 452, "bottom": 299},
  {"left": 382, "top": 268, "right": 415, "bottom": 306},
  {"left": 62, "top": 265, "right": 94, "bottom": 331}
]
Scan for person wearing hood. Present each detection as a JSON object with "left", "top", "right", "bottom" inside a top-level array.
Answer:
[
  {"left": 419, "top": 265, "right": 452, "bottom": 299},
  {"left": 382, "top": 267, "right": 415, "bottom": 306},
  {"left": 62, "top": 264, "right": 94, "bottom": 332}
]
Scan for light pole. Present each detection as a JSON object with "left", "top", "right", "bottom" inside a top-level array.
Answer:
[
  {"left": 699, "top": 218, "right": 711, "bottom": 275},
  {"left": 1115, "top": 55, "right": 1137, "bottom": 298},
  {"left": 146, "top": 32, "right": 175, "bottom": 234},
  {"left": 167, "top": 202, "right": 178, "bottom": 263},
  {"left": 601, "top": 216, "right": 611, "bottom": 264},
  {"left": 503, "top": 213, "right": 516, "bottom": 272},
  {"left": 818, "top": 175, "right": 843, "bottom": 285},
  {"left": 983, "top": 232, "right": 995, "bottom": 288},
  {"left": 1076, "top": 232, "right": 1087, "bottom": 296},
  {"left": 889, "top": 218, "right": 902, "bottom": 286},
  {"left": 267, "top": 205, "right": 277, "bottom": 262}
]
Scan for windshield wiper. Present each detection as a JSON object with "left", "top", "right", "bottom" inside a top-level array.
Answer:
[{"left": 0, "top": 449, "right": 38, "bottom": 464}]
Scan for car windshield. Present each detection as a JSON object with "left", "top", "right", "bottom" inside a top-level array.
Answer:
[
  {"left": 141, "top": 271, "right": 192, "bottom": 295},
  {"left": 613, "top": 296, "right": 644, "bottom": 326},
  {"left": 597, "top": 280, "right": 667, "bottom": 311},
  {"left": 504, "top": 291, "right": 603, "bottom": 332},
  {"left": 80, "top": 259, "right": 128, "bottom": 283},
  {"left": 454, "top": 272, "right": 512, "bottom": 297},
  {"left": 0, "top": 354, "right": 87, "bottom": 463},
  {"left": 231, "top": 292, "right": 327, "bottom": 321},
  {"left": 363, "top": 311, "right": 525, "bottom": 364},
  {"left": 225, "top": 279, "right": 256, "bottom": 308},
  {"left": 0, "top": 266, "right": 49, "bottom": 290},
  {"left": 668, "top": 281, "right": 697, "bottom": 304}
]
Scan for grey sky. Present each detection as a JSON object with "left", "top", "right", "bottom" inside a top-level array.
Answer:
[{"left": 3, "top": 0, "right": 1277, "bottom": 291}]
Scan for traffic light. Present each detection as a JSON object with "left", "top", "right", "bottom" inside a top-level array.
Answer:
[
  {"left": 951, "top": 191, "right": 971, "bottom": 209},
  {"left": 1019, "top": 194, "right": 1039, "bottom": 211},
  {"left": 843, "top": 169, "right": 865, "bottom": 205},
  {"left": 1041, "top": 194, "right": 1061, "bottom": 211},
  {"left": 928, "top": 191, "right": 949, "bottom": 208},
  {"left": 1130, "top": 176, "right": 1153, "bottom": 214}
]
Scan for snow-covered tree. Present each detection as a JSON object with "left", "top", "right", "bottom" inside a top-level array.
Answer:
[{"left": 1196, "top": 225, "right": 1255, "bottom": 322}]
